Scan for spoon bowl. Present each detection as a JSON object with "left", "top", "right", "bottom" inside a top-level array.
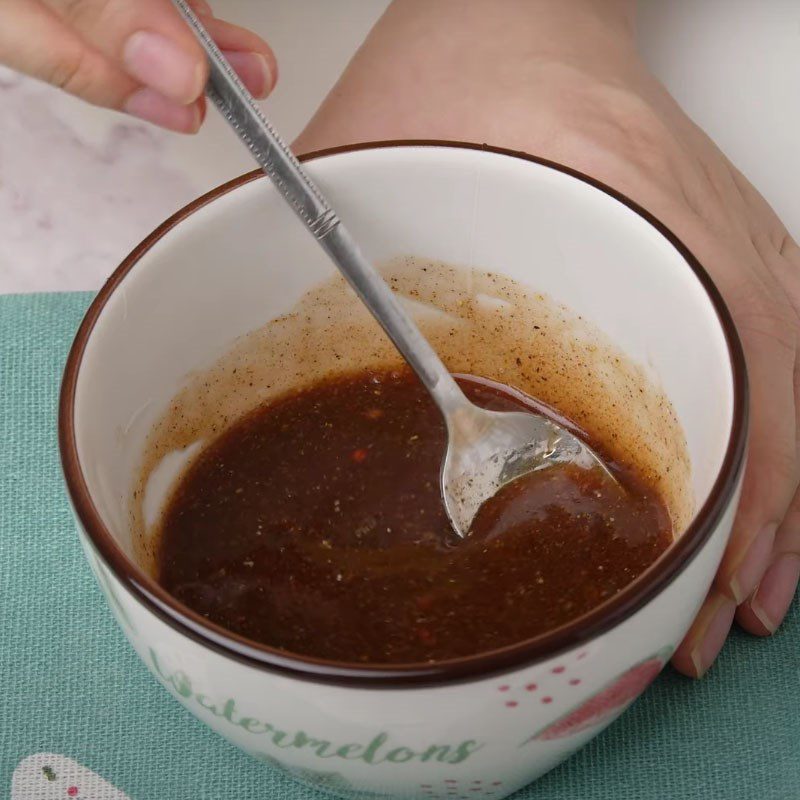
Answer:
[{"left": 440, "top": 388, "right": 618, "bottom": 535}]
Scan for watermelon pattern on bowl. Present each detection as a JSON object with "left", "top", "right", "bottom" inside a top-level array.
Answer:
[{"left": 523, "top": 646, "right": 673, "bottom": 744}]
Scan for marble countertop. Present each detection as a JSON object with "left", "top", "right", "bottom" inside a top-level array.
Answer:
[{"left": 1, "top": 0, "right": 798, "bottom": 295}]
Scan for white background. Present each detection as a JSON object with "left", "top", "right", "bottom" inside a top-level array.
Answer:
[{"left": 1, "top": 0, "right": 797, "bottom": 293}]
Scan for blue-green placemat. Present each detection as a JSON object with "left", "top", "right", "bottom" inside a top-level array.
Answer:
[{"left": 1, "top": 291, "right": 798, "bottom": 800}]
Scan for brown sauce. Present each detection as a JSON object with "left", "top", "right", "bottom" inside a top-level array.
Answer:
[{"left": 156, "top": 368, "right": 672, "bottom": 663}]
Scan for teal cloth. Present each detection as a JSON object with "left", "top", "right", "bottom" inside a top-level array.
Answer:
[{"left": 1, "top": 291, "right": 798, "bottom": 800}]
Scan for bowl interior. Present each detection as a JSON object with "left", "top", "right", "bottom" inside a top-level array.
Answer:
[{"left": 70, "top": 145, "right": 735, "bottom": 575}]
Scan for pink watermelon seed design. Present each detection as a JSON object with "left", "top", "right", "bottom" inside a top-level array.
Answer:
[
  {"left": 551, "top": 665, "right": 565, "bottom": 674},
  {"left": 524, "top": 646, "right": 673, "bottom": 744},
  {"left": 505, "top": 700, "right": 518, "bottom": 708},
  {"left": 526, "top": 683, "right": 537, "bottom": 691},
  {"left": 569, "top": 678, "right": 581, "bottom": 686},
  {"left": 498, "top": 685, "right": 510, "bottom": 692},
  {"left": 541, "top": 696, "right": 553, "bottom": 704}
]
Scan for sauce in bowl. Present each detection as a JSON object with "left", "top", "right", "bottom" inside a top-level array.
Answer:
[{"left": 157, "top": 367, "right": 671, "bottom": 663}]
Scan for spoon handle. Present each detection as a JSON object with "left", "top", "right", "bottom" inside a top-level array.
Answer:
[{"left": 172, "top": 0, "right": 467, "bottom": 416}]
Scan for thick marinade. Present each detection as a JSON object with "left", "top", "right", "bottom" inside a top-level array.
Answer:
[{"left": 157, "top": 368, "right": 672, "bottom": 663}]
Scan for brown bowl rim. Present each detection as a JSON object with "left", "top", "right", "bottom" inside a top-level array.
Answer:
[{"left": 58, "top": 140, "right": 748, "bottom": 688}]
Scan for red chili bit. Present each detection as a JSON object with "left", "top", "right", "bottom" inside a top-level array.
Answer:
[
  {"left": 351, "top": 448, "right": 369, "bottom": 463},
  {"left": 416, "top": 627, "right": 436, "bottom": 645}
]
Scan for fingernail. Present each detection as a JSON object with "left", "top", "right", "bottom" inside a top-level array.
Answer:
[
  {"left": 690, "top": 595, "right": 736, "bottom": 678},
  {"left": 222, "top": 51, "right": 273, "bottom": 98},
  {"left": 729, "top": 523, "right": 777, "bottom": 604},
  {"left": 123, "top": 31, "right": 205, "bottom": 104},
  {"left": 124, "top": 88, "right": 201, "bottom": 133},
  {"left": 751, "top": 554, "right": 800, "bottom": 633}
]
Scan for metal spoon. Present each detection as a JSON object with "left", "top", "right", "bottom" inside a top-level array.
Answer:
[{"left": 172, "top": 0, "right": 619, "bottom": 536}]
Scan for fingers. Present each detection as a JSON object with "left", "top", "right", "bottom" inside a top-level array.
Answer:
[
  {"left": 749, "top": 552, "right": 800, "bottom": 632},
  {"left": 729, "top": 228, "right": 800, "bottom": 635},
  {"left": 736, "top": 556, "right": 800, "bottom": 635},
  {"left": 201, "top": 16, "right": 277, "bottom": 97},
  {"left": 124, "top": 89, "right": 205, "bottom": 133},
  {"left": 673, "top": 295, "right": 798, "bottom": 679},
  {"left": 0, "top": 0, "right": 137, "bottom": 108},
  {"left": 44, "top": 0, "right": 210, "bottom": 104},
  {"left": 673, "top": 499, "right": 799, "bottom": 677},
  {"left": 0, "top": 0, "right": 276, "bottom": 133},
  {"left": 715, "top": 318, "right": 797, "bottom": 605},
  {"left": 672, "top": 591, "right": 737, "bottom": 677},
  {"left": 202, "top": 15, "right": 279, "bottom": 72},
  {"left": 44, "top": 0, "right": 276, "bottom": 102},
  {"left": 736, "top": 453, "right": 800, "bottom": 635},
  {"left": 752, "top": 552, "right": 800, "bottom": 629}
]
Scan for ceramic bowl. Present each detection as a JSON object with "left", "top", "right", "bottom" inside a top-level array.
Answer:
[{"left": 59, "top": 142, "right": 747, "bottom": 798}]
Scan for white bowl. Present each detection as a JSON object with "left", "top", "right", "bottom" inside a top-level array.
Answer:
[{"left": 59, "top": 142, "right": 747, "bottom": 798}]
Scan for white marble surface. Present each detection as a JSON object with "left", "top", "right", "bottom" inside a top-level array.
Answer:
[{"left": 1, "top": 0, "right": 798, "bottom": 294}]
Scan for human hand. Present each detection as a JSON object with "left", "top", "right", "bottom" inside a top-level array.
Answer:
[
  {"left": 295, "top": 0, "right": 800, "bottom": 676},
  {"left": 0, "top": 0, "right": 276, "bottom": 132}
]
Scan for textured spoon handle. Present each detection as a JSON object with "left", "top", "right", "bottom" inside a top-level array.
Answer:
[
  {"left": 172, "top": 0, "right": 334, "bottom": 236},
  {"left": 172, "top": 0, "right": 467, "bottom": 410}
]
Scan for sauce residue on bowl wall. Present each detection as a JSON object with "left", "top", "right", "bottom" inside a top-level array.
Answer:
[{"left": 156, "top": 368, "right": 673, "bottom": 662}]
